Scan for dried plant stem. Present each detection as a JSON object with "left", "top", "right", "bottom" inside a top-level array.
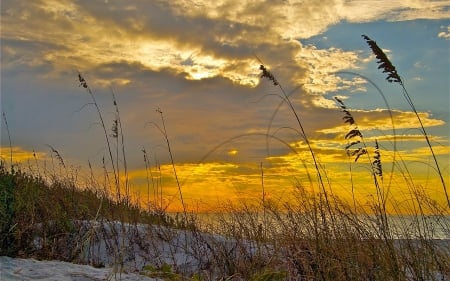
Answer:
[
  {"left": 285, "top": 92, "right": 330, "bottom": 209},
  {"left": 46, "top": 144, "right": 66, "bottom": 169},
  {"left": 1, "top": 111, "right": 13, "bottom": 168},
  {"left": 142, "top": 148, "right": 151, "bottom": 209},
  {"left": 335, "top": 97, "right": 388, "bottom": 232},
  {"left": 336, "top": 71, "right": 397, "bottom": 189},
  {"left": 399, "top": 82, "right": 449, "bottom": 207},
  {"left": 142, "top": 148, "right": 157, "bottom": 210},
  {"left": 155, "top": 108, "right": 187, "bottom": 221},
  {"left": 111, "top": 88, "right": 129, "bottom": 205},
  {"left": 362, "top": 35, "right": 449, "bottom": 208},
  {"left": 78, "top": 72, "right": 120, "bottom": 200},
  {"left": 260, "top": 161, "right": 267, "bottom": 238},
  {"left": 259, "top": 64, "right": 332, "bottom": 220},
  {"left": 348, "top": 161, "right": 357, "bottom": 212},
  {"left": 156, "top": 158, "right": 163, "bottom": 209}
]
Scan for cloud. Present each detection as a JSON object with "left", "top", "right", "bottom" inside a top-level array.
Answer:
[
  {"left": 170, "top": 0, "right": 450, "bottom": 39},
  {"left": 438, "top": 25, "right": 450, "bottom": 39},
  {"left": 3, "top": 0, "right": 447, "bottom": 88},
  {"left": 0, "top": 146, "right": 46, "bottom": 164},
  {"left": 2, "top": 0, "right": 275, "bottom": 86},
  {"left": 295, "top": 45, "right": 367, "bottom": 97},
  {"left": 410, "top": 145, "right": 450, "bottom": 157},
  {"left": 318, "top": 109, "right": 446, "bottom": 134},
  {"left": 336, "top": 0, "right": 449, "bottom": 23}
]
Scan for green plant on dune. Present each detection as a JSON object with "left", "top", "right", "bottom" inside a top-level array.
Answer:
[{"left": 0, "top": 165, "right": 16, "bottom": 256}]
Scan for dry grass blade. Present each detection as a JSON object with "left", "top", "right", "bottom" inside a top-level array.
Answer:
[
  {"left": 258, "top": 62, "right": 332, "bottom": 225},
  {"left": 77, "top": 72, "right": 120, "bottom": 200},
  {"left": 1, "top": 111, "right": 13, "bottom": 167}
]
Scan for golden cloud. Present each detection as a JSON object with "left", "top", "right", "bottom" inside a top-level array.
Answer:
[
  {"left": 4, "top": 0, "right": 446, "bottom": 91},
  {"left": 318, "top": 109, "right": 446, "bottom": 134},
  {"left": 0, "top": 146, "right": 46, "bottom": 164}
]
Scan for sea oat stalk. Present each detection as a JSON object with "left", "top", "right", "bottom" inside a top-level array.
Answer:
[
  {"left": 152, "top": 108, "right": 187, "bottom": 220},
  {"left": 334, "top": 97, "right": 387, "bottom": 213},
  {"left": 1, "top": 112, "right": 13, "bottom": 168},
  {"left": 362, "top": 35, "right": 449, "bottom": 208},
  {"left": 259, "top": 63, "right": 333, "bottom": 227},
  {"left": 111, "top": 88, "right": 129, "bottom": 205},
  {"left": 78, "top": 72, "right": 120, "bottom": 200}
]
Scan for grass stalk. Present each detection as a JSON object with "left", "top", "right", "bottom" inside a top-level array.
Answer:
[
  {"left": 1, "top": 111, "right": 13, "bottom": 168},
  {"left": 78, "top": 72, "right": 120, "bottom": 200},
  {"left": 334, "top": 97, "right": 390, "bottom": 234},
  {"left": 142, "top": 148, "right": 157, "bottom": 211},
  {"left": 111, "top": 88, "right": 129, "bottom": 205},
  {"left": 259, "top": 63, "right": 333, "bottom": 226},
  {"left": 362, "top": 34, "right": 449, "bottom": 208},
  {"left": 154, "top": 108, "right": 188, "bottom": 221},
  {"left": 336, "top": 71, "right": 397, "bottom": 190}
]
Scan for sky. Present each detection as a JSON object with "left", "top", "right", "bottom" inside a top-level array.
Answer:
[{"left": 1, "top": 0, "right": 449, "bottom": 213}]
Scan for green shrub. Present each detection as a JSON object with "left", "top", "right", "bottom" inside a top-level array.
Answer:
[{"left": 0, "top": 165, "right": 16, "bottom": 256}]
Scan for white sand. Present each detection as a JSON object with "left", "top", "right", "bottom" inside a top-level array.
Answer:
[
  {"left": 0, "top": 256, "right": 157, "bottom": 281},
  {"left": 1, "top": 220, "right": 447, "bottom": 280},
  {"left": 0, "top": 221, "right": 223, "bottom": 281}
]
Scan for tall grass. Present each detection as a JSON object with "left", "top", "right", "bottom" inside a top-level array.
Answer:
[
  {"left": 0, "top": 163, "right": 155, "bottom": 254},
  {"left": 1, "top": 112, "right": 13, "bottom": 167},
  {"left": 333, "top": 97, "right": 389, "bottom": 235},
  {"left": 78, "top": 72, "right": 122, "bottom": 200},
  {"left": 259, "top": 64, "right": 331, "bottom": 213},
  {"left": 155, "top": 107, "right": 188, "bottom": 222},
  {"left": 1, "top": 159, "right": 448, "bottom": 280},
  {"left": 362, "top": 35, "right": 449, "bottom": 208},
  {"left": 0, "top": 37, "right": 449, "bottom": 281}
]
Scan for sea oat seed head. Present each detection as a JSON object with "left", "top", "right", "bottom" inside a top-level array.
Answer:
[{"left": 362, "top": 35, "right": 401, "bottom": 83}]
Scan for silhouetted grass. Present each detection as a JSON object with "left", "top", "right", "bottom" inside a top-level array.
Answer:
[{"left": 362, "top": 34, "right": 449, "bottom": 208}]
